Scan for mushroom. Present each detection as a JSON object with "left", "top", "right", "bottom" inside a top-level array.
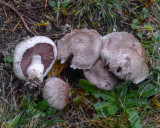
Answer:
[
  {"left": 42, "top": 77, "right": 71, "bottom": 110},
  {"left": 13, "top": 36, "right": 57, "bottom": 84},
  {"left": 83, "top": 59, "right": 117, "bottom": 90},
  {"left": 101, "top": 32, "right": 149, "bottom": 84},
  {"left": 57, "top": 28, "right": 102, "bottom": 70}
]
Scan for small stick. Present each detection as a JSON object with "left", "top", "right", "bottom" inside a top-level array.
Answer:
[
  {"left": 0, "top": 1, "right": 35, "bottom": 35},
  {"left": 45, "top": 0, "right": 48, "bottom": 9},
  {"left": 12, "top": 18, "right": 21, "bottom": 33},
  {"left": 3, "top": 8, "right": 8, "bottom": 22},
  {"left": 32, "top": 28, "right": 39, "bottom": 35}
]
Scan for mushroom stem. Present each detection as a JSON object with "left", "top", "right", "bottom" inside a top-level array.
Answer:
[{"left": 27, "top": 54, "right": 44, "bottom": 83}]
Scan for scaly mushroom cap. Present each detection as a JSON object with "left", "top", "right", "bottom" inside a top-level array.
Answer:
[
  {"left": 101, "top": 32, "right": 149, "bottom": 84},
  {"left": 84, "top": 59, "right": 117, "bottom": 90},
  {"left": 57, "top": 28, "right": 102, "bottom": 69},
  {"left": 13, "top": 36, "right": 57, "bottom": 82},
  {"left": 42, "top": 77, "right": 71, "bottom": 110}
]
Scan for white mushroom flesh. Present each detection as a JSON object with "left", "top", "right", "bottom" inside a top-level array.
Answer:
[{"left": 26, "top": 55, "right": 44, "bottom": 83}]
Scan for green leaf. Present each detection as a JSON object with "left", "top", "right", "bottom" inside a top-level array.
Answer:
[
  {"left": 131, "top": 10, "right": 138, "bottom": 17},
  {"left": 107, "top": 104, "right": 118, "bottom": 115},
  {"left": 131, "top": 24, "right": 137, "bottom": 30},
  {"left": 36, "top": 100, "right": 48, "bottom": 111},
  {"left": 6, "top": 55, "right": 13, "bottom": 63},
  {"left": 127, "top": 109, "right": 142, "bottom": 128},
  {"left": 139, "top": 84, "right": 159, "bottom": 98},
  {"left": 132, "top": 19, "right": 138, "bottom": 24},
  {"left": 46, "top": 107, "right": 56, "bottom": 115},
  {"left": 6, "top": 116, "right": 21, "bottom": 126},
  {"left": 137, "top": 33, "right": 142, "bottom": 40},
  {"left": 49, "top": 1, "right": 56, "bottom": 7},
  {"left": 94, "top": 101, "right": 108, "bottom": 117},
  {"left": 79, "top": 79, "right": 115, "bottom": 101},
  {"left": 94, "top": 101, "right": 108, "bottom": 111},
  {"left": 142, "top": 7, "right": 148, "bottom": 13}
]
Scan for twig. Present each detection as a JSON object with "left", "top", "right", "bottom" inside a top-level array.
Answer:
[
  {"left": 32, "top": 28, "right": 39, "bottom": 35},
  {"left": 12, "top": 18, "right": 21, "bottom": 33},
  {"left": 45, "top": 0, "right": 48, "bottom": 9},
  {"left": 3, "top": 8, "right": 8, "bottom": 22},
  {"left": 0, "top": 1, "right": 35, "bottom": 35}
]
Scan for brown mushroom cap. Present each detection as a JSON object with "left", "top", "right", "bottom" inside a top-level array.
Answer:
[
  {"left": 57, "top": 28, "right": 102, "bottom": 69},
  {"left": 42, "top": 77, "right": 71, "bottom": 110},
  {"left": 101, "top": 32, "right": 149, "bottom": 84},
  {"left": 83, "top": 59, "right": 118, "bottom": 90}
]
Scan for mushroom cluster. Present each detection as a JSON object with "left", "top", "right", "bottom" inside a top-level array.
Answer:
[
  {"left": 57, "top": 29, "right": 149, "bottom": 90},
  {"left": 13, "top": 29, "right": 149, "bottom": 110}
]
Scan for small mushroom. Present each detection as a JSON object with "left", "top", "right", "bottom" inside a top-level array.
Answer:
[
  {"left": 42, "top": 77, "right": 71, "bottom": 110},
  {"left": 13, "top": 36, "right": 57, "bottom": 84},
  {"left": 57, "top": 28, "right": 102, "bottom": 69},
  {"left": 101, "top": 32, "right": 149, "bottom": 84},
  {"left": 84, "top": 59, "right": 117, "bottom": 90}
]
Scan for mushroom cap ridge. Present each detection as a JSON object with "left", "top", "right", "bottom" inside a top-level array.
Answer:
[
  {"left": 13, "top": 36, "right": 57, "bottom": 81},
  {"left": 57, "top": 28, "right": 102, "bottom": 70}
]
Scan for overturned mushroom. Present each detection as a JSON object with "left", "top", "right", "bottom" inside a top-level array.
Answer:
[
  {"left": 57, "top": 28, "right": 102, "bottom": 69},
  {"left": 101, "top": 32, "right": 149, "bottom": 84},
  {"left": 84, "top": 59, "right": 117, "bottom": 90},
  {"left": 13, "top": 36, "right": 57, "bottom": 84},
  {"left": 42, "top": 77, "right": 71, "bottom": 110}
]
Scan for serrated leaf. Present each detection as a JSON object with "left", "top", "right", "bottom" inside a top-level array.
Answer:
[
  {"left": 127, "top": 109, "right": 142, "bottom": 128},
  {"left": 79, "top": 79, "right": 115, "bottom": 101}
]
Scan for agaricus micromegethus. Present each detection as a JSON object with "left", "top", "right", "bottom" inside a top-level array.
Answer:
[
  {"left": 57, "top": 28, "right": 102, "bottom": 69},
  {"left": 42, "top": 77, "right": 71, "bottom": 110},
  {"left": 84, "top": 59, "right": 117, "bottom": 90},
  {"left": 101, "top": 32, "right": 149, "bottom": 84},
  {"left": 13, "top": 36, "right": 57, "bottom": 84}
]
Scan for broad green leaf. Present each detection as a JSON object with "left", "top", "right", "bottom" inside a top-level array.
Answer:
[
  {"left": 79, "top": 79, "right": 115, "bottom": 101},
  {"left": 132, "top": 19, "right": 138, "bottom": 24},
  {"left": 131, "top": 24, "right": 137, "bottom": 30},
  {"left": 137, "top": 33, "right": 142, "bottom": 40},
  {"left": 127, "top": 109, "right": 142, "bottom": 128},
  {"left": 107, "top": 104, "right": 118, "bottom": 115},
  {"left": 142, "top": 7, "right": 148, "bottom": 13},
  {"left": 139, "top": 84, "right": 159, "bottom": 98},
  {"left": 94, "top": 101, "right": 108, "bottom": 111}
]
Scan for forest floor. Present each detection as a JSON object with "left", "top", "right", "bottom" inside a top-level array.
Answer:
[{"left": 0, "top": 0, "right": 160, "bottom": 128}]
